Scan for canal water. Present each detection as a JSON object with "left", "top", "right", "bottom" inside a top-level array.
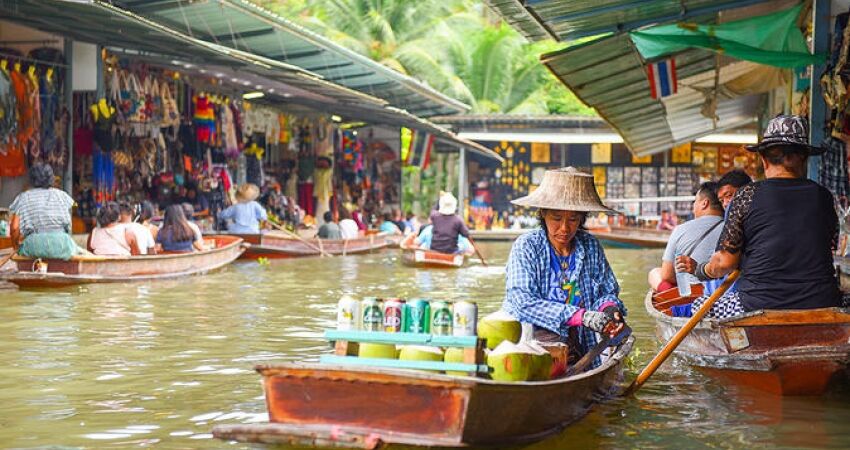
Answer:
[{"left": 2, "top": 242, "right": 850, "bottom": 449}]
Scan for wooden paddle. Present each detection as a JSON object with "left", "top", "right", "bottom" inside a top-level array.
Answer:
[
  {"left": 467, "top": 236, "right": 488, "bottom": 267},
  {"left": 565, "top": 325, "right": 632, "bottom": 377},
  {"left": 266, "top": 220, "right": 333, "bottom": 258},
  {"left": 625, "top": 270, "right": 740, "bottom": 395}
]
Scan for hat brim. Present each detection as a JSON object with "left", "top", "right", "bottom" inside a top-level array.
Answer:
[
  {"left": 745, "top": 140, "right": 824, "bottom": 155},
  {"left": 511, "top": 195, "right": 620, "bottom": 214}
]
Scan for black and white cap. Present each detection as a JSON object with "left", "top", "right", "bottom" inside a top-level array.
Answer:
[{"left": 745, "top": 114, "right": 823, "bottom": 155}]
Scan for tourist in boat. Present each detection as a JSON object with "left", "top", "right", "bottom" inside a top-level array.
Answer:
[
  {"left": 183, "top": 183, "right": 210, "bottom": 218},
  {"left": 156, "top": 204, "right": 197, "bottom": 253},
  {"left": 181, "top": 203, "right": 207, "bottom": 251},
  {"left": 138, "top": 201, "right": 159, "bottom": 240},
  {"left": 338, "top": 208, "right": 360, "bottom": 240},
  {"left": 317, "top": 211, "right": 342, "bottom": 239},
  {"left": 656, "top": 209, "right": 677, "bottom": 231},
  {"left": 9, "top": 163, "right": 86, "bottom": 259},
  {"left": 677, "top": 115, "right": 841, "bottom": 318},
  {"left": 378, "top": 212, "right": 402, "bottom": 235},
  {"left": 648, "top": 182, "right": 724, "bottom": 292},
  {"left": 119, "top": 202, "right": 156, "bottom": 255},
  {"left": 502, "top": 167, "right": 626, "bottom": 367},
  {"left": 429, "top": 192, "right": 469, "bottom": 254},
  {"left": 412, "top": 224, "right": 472, "bottom": 254},
  {"left": 218, "top": 183, "right": 268, "bottom": 234},
  {"left": 716, "top": 170, "right": 752, "bottom": 210},
  {"left": 88, "top": 202, "right": 139, "bottom": 256}
]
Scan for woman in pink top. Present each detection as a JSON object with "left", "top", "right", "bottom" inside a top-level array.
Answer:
[{"left": 88, "top": 202, "right": 139, "bottom": 256}]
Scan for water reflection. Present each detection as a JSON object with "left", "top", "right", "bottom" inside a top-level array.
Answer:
[{"left": 1, "top": 243, "right": 849, "bottom": 449}]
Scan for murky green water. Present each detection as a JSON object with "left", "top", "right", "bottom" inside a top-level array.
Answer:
[{"left": 2, "top": 242, "right": 850, "bottom": 449}]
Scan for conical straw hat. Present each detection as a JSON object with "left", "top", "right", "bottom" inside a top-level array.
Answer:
[{"left": 511, "top": 167, "right": 618, "bottom": 214}]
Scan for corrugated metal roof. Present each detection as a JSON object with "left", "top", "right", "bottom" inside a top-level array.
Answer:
[
  {"left": 483, "top": 0, "right": 774, "bottom": 42},
  {"left": 112, "top": 0, "right": 469, "bottom": 118},
  {"left": 0, "top": 0, "right": 499, "bottom": 161},
  {"left": 431, "top": 114, "right": 608, "bottom": 129},
  {"left": 540, "top": 34, "right": 760, "bottom": 155}
]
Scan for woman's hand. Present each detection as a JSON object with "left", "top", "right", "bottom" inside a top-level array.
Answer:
[
  {"left": 675, "top": 255, "right": 697, "bottom": 274},
  {"left": 582, "top": 311, "right": 624, "bottom": 338}
]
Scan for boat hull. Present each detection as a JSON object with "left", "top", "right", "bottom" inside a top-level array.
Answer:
[
  {"left": 590, "top": 227, "right": 669, "bottom": 248},
  {"left": 399, "top": 234, "right": 472, "bottom": 268},
  {"left": 645, "top": 291, "right": 850, "bottom": 395},
  {"left": 2, "top": 235, "right": 244, "bottom": 288},
  {"left": 231, "top": 233, "right": 389, "bottom": 259},
  {"left": 213, "top": 337, "right": 634, "bottom": 447}
]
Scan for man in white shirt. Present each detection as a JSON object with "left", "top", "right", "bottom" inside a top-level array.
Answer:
[{"left": 119, "top": 203, "right": 156, "bottom": 255}]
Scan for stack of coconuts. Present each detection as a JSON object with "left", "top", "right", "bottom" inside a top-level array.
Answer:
[{"left": 355, "top": 310, "right": 558, "bottom": 382}]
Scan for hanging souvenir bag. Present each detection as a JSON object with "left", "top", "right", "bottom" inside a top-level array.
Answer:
[
  {"left": 148, "top": 77, "right": 163, "bottom": 125},
  {"left": 125, "top": 73, "right": 150, "bottom": 136},
  {"left": 160, "top": 79, "right": 180, "bottom": 129}
]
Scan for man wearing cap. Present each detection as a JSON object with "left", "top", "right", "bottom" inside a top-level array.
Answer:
[
  {"left": 502, "top": 167, "right": 627, "bottom": 368},
  {"left": 678, "top": 115, "right": 841, "bottom": 318}
]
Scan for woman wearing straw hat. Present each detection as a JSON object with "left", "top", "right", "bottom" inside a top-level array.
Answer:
[
  {"left": 218, "top": 183, "right": 268, "bottom": 234},
  {"left": 502, "top": 167, "right": 626, "bottom": 367}
]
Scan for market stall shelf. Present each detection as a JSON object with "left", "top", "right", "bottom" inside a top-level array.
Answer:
[
  {"left": 232, "top": 233, "right": 389, "bottom": 259},
  {"left": 399, "top": 233, "right": 474, "bottom": 268},
  {"left": 2, "top": 235, "right": 244, "bottom": 288},
  {"left": 213, "top": 337, "right": 634, "bottom": 448},
  {"left": 646, "top": 289, "right": 850, "bottom": 395}
]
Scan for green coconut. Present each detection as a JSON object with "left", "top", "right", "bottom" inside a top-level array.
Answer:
[
  {"left": 398, "top": 345, "right": 444, "bottom": 363},
  {"left": 443, "top": 347, "right": 468, "bottom": 377},
  {"left": 358, "top": 343, "right": 397, "bottom": 359},
  {"left": 477, "top": 310, "right": 522, "bottom": 350},
  {"left": 517, "top": 341, "right": 553, "bottom": 381},
  {"left": 487, "top": 341, "right": 533, "bottom": 382}
]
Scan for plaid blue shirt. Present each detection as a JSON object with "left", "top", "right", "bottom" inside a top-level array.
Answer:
[{"left": 502, "top": 229, "right": 625, "bottom": 363}]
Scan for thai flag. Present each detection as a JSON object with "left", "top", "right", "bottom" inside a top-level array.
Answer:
[
  {"left": 405, "top": 130, "right": 435, "bottom": 170},
  {"left": 646, "top": 58, "right": 677, "bottom": 99}
]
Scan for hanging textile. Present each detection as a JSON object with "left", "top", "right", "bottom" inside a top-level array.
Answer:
[
  {"left": 819, "top": 136, "right": 850, "bottom": 199},
  {"left": 630, "top": 4, "right": 823, "bottom": 69},
  {"left": 404, "top": 129, "right": 434, "bottom": 170}
]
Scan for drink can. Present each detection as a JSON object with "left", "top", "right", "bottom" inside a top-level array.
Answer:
[
  {"left": 383, "top": 298, "right": 405, "bottom": 332},
  {"left": 430, "top": 301, "right": 452, "bottom": 335},
  {"left": 336, "top": 295, "right": 361, "bottom": 330},
  {"left": 361, "top": 297, "right": 383, "bottom": 332},
  {"left": 452, "top": 301, "right": 478, "bottom": 336},
  {"left": 404, "top": 299, "right": 430, "bottom": 333}
]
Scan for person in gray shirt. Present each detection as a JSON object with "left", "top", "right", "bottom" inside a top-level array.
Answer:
[
  {"left": 648, "top": 182, "right": 724, "bottom": 292},
  {"left": 317, "top": 211, "right": 342, "bottom": 239}
]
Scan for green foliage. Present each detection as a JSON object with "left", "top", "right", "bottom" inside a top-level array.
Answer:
[{"left": 255, "top": 0, "right": 596, "bottom": 116}]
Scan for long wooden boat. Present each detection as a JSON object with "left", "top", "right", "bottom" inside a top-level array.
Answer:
[
  {"left": 590, "top": 226, "right": 670, "bottom": 248},
  {"left": 1, "top": 235, "right": 245, "bottom": 288},
  {"left": 213, "top": 336, "right": 634, "bottom": 448},
  {"left": 399, "top": 233, "right": 474, "bottom": 268},
  {"left": 229, "top": 233, "right": 389, "bottom": 259},
  {"left": 646, "top": 289, "right": 850, "bottom": 395}
]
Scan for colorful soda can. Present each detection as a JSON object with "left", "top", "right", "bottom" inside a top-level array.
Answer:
[
  {"left": 452, "top": 301, "right": 478, "bottom": 336},
  {"left": 361, "top": 297, "right": 383, "bottom": 332},
  {"left": 404, "top": 299, "right": 431, "bottom": 333},
  {"left": 430, "top": 301, "right": 453, "bottom": 335},
  {"left": 383, "top": 298, "right": 405, "bottom": 332},
  {"left": 336, "top": 295, "right": 361, "bottom": 330}
]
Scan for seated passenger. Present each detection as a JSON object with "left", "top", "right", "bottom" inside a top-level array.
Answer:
[
  {"left": 218, "top": 183, "right": 267, "bottom": 234},
  {"left": 678, "top": 115, "right": 841, "bottom": 318},
  {"left": 119, "top": 202, "right": 156, "bottom": 255},
  {"left": 657, "top": 209, "right": 677, "bottom": 231},
  {"left": 338, "top": 208, "right": 360, "bottom": 240},
  {"left": 716, "top": 170, "right": 752, "bottom": 211},
  {"left": 429, "top": 192, "right": 470, "bottom": 254},
  {"left": 414, "top": 225, "right": 472, "bottom": 254},
  {"left": 317, "top": 211, "right": 342, "bottom": 239},
  {"left": 182, "top": 203, "right": 207, "bottom": 251},
  {"left": 648, "top": 182, "right": 724, "bottom": 292},
  {"left": 156, "top": 205, "right": 196, "bottom": 253},
  {"left": 10, "top": 163, "right": 86, "bottom": 259},
  {"left": 378, "top": 212, "right": 402, "bottom": 235},
  {"left": 88, "top": 202, "right": 139, "bottom": 256}
]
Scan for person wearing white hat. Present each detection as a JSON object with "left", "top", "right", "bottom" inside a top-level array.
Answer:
[
  {"left": 427, "top": 191, "right": 471, "bottom": 254},
  {"left": 501, "top": 167, "right": 626, "bottom": 368},
  {"left": 218, "top": 183, "right": 268, "bottom": 234}
]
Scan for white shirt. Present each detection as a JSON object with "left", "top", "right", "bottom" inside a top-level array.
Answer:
[
  {"left": 123, "top": 222, "right": 156, "bottom": 255},
  {"left": 339, "top": 219, "right": 359, "bottom": 240}
]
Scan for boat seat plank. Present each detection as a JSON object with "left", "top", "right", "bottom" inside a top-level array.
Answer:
[
  {"left": 324, "top": 330, "right": 480, "bottom": 347},
  {"left": 721, "top": 308, "right": 850, "bottom": 327},
  {"left": 319, "top": 355, "right": 488, "bottom": 374}
]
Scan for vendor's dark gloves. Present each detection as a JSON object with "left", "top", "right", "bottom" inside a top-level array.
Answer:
[
  {"left": 602, "top": 305, "right": 626, "bottom": 325},
  {"left": 582, "top": 310, "right": 612, "bottom": 334}
]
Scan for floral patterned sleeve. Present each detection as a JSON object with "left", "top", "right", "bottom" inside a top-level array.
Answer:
[{"left": 717, "top": 183, "right": 757, "bottom": 254}]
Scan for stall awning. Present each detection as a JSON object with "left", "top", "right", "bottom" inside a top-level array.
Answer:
[
  {"left": 112, "top": 0, "right": 469, "bottom": 118},
  {"left": 483, "top": 0, "right": 775, "bottom": 42}
]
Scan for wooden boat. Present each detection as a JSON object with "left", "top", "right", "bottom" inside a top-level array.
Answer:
[
  {"left": 399, "top": 233, "right": 474, "bottom": 268},
  {"left": 212, "top": 336, "right": 634, "bottom": 448},
  {"left": 590, "top": 226, "right": 669, "bottom": 248},
  {"left": 230, "top": 232, "right": 389, "bottom": 259},
  {"left": 468, "top": 229, "right": 530, "bottom": 241},
  {"left": 646, "top": 288, "right": 850, "bottom": 395},
  {"left": 1, "top": 235, "right": 245, "bottom": 288}
]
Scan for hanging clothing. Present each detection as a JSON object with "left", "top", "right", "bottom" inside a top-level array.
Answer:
[
  {"left": 819, "top": 136, "right": 850, "bottom": 199},
  {"left": 0, "top": 69, "right": 17, "bottom": 145},
  {"left": 193, "top": 95, "right": 216, "bottom": 144}
]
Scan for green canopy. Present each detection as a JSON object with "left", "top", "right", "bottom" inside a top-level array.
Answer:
[{"left": 630, "top": 3, "right": 823, "bottom": 68}]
